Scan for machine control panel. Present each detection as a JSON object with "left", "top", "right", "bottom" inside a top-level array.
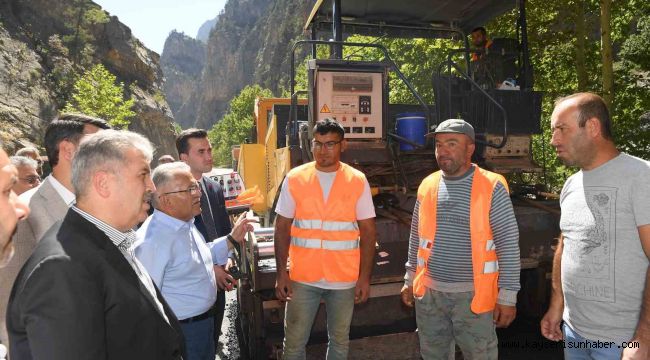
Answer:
[
  {"left": 209, "top": 171, "right": 245, "bottom": 200},
  {"left": 315, "top": 71, "right": 383, "bottom": 139},
  {"left": 359, "top": 95, "right": 371, "bottom": 114}
]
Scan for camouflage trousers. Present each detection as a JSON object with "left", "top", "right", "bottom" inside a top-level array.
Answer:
[{"left": 414, "top": 288, "right": 498, "bottom": 360}]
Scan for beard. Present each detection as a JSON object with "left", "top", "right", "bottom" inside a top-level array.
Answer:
[{"left": 437, "top": 157, "right": 463, "bottom": 176}]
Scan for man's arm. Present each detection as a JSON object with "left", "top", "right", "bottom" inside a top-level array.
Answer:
[
  {"left": 207, "top": 212, "right": 257, "bottom": 264},
  {"left": 540, "top": 234, "right": 564, "bottom": 341},
  {"left": 623, "top": 224, "right": 650, "bottom": 359},
  {"left": 490, "top": 183, "right": 520, "bottom": 328},
  {"left": 355, "top": 218, "right": 376, "bottom": 304},
  {"left": 401, "top": 200, "right": 421, "bottom": 307},
  {"left": 16, "top": 258, "right": 106, "bottom": 359},
  {"left": 274, "top": 215, "right": 293, "bottom": 301}
]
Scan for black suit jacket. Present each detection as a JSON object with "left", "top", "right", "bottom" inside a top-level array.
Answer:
[
  {"left": 6, "top": 210, "right": 185, "bottom": 360},
  {"left": 194, "top": 176, "right": 232, "bottom": 240}
]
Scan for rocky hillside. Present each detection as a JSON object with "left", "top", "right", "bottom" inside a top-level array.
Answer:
[
  {"left": 161, "top": 0, "right": 313, "bottom": 129},
  {"left": 0, "top": 0, "right": 177, "bottom": 157},
  {"left": 196, "top": 17, "right": 217, "bottom": 43},
  {"left": 161, "top": 31, "right": 206, "bottom": 129}
]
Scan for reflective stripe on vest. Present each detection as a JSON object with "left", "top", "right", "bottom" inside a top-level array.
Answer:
[
  {"left": 483, "top": 260, "right": 499, "bottom": 274},
  {"left": 413, "top": 166, "right": 509, "bottom": 314},
  {"left": 293, "top": 219, "right": 359, "bottom": 231},
  {"left": 291, "top": 237, "right": 360, "bottom": 250}
]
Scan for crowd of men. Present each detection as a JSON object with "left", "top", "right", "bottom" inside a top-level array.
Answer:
[
  {"left": 0, "top": 116, "right": 254, "bottom": 360},
  {"left": 0, "top": 90, "right": 647, "bottom": 360}
]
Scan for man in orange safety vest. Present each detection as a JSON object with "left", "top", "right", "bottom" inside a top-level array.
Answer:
[
  {"left": 401, "top": 119, "right": 520, "bottom": 360},
  {"left": 274, "top": 118, "right": 377, "bottom": 360}
]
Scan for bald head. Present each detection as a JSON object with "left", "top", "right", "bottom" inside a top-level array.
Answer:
[
  {"left": 551, "top": 92, "right": 619, "bottom": 170},
  {"left": 158, "top": 154, "right": 175, "bottom": 164},
  {"left": 554, "top": 92, "right": 613, "bottom": 141}
]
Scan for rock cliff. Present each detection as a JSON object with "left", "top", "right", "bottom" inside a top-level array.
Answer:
[
  {"left": 0, "top": 0, "right": 177, "bottom": 157},
  {"left": 196, "top": 18, "right": 217, "bottom": 43},
  {"left": 161, "top": 0, "right": 313, "bottom": 129},
  {"left": 160, "top": 31, "right": 206, "bottom": 129}
]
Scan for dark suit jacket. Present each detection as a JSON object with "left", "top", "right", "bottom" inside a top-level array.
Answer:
[
  {"left": 194, "top": 176, "right": 232, "bottom": 240},
  {"left": 6, "top": 210, "right": 186, "bottom": 360}
]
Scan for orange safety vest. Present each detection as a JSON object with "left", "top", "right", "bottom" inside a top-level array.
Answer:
[
  {"left": 471, "top": 39, "right": 493, "bottom": 62},
  {"left": 287, "top": 161, "right": 366, "bottom": 283},
  {"left": 413, "top": 166, "right": 509, "bottom": 314}
]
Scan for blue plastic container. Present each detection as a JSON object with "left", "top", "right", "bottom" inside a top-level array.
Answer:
[{"left": 395, "top": 112, "right": 427, "bottom": 151}]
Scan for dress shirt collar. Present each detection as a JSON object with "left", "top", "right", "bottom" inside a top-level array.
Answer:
[
  {"left": 151, "top": 209, "right": 195, "bottom": 231},
  {"left": 71, "top": 206, "right": 135, "bottom": 250},
  {"left": 48, "top": 174, "right": 76, "bottom": 206}
]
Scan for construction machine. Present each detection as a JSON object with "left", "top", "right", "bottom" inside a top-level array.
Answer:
[{"left": 233, "top": 1, "right": 561, "bottom": 358}]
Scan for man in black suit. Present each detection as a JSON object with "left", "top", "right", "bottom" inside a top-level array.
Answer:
[
  {"left": 6, "top": 130, "right": 185, "bottom": 360},
  {"left": 176, "top": 128, "right": 234, "bottom": 345}
]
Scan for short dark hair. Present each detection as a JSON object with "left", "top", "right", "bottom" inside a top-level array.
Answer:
[
  {"left": 555, "top": 92, "right": 614, "bottom": 141},
  {"left": 471, "top": 27, "right": 487, "bottom": 35},
  {"left": 58, "top": 113, "right": 111, "bottom": 130},
  {"left": 313, "top": 118, "right": 345, "bottom": 139},
  {"left": 44, "top": 120, "right": 86, "bottom": 167},
  {"left": 176, "top": 128, "right": 208, "bottom": 156}
]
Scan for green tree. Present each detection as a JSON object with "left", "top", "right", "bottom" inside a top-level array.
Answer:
[
  {"left": 575, "top": 0, "right": 589, "bottom": 91},
  {"left": 600, "top": 0, "right": 614, "bottom": 110},
  {"left": 64, "top": 63, "right": 135, "bottom": 129},
  {"left": 614, "top": 14, "right": 650, "bottom": 158},
  {"left": 209, "top": 85, "right": 273, "bottom": 166},
  {"left": 62, "top": 0, "right": 109, "bottom": 66},
  {"left": 485, "top": 0, "right": 650, "bottom": 191}
]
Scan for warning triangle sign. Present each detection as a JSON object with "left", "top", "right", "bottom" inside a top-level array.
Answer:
[{"left": 320, "top": 104, "right": 331, "bottom": 113}]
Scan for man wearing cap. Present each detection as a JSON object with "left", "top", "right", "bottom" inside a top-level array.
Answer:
[{"left": 401, "top": 119, "right": 520, "bottom": 359}]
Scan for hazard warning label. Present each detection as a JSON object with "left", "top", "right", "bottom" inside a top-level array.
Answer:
[{"left": 320, "top": 104, "right": 330, "bottom": 113}]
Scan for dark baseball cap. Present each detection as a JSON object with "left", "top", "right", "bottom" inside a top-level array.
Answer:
[{"left": 425, "top": 119, "right": 475, "bottom": 142}]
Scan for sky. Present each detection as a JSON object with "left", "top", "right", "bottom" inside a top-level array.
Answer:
[{"left": 94, "top": 0, "right": 227, "bottom": 54}]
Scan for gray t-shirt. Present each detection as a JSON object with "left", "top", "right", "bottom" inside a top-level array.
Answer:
[{"left": 560, "top": 153, "right": 650, "bottom": 343}]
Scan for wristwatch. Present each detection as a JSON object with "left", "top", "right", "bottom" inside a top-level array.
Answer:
[{"left": 226, "top": 234, "right": 237, "bottom": 247}]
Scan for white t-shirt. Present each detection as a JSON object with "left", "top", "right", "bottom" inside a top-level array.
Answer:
[
  {"left": 560, "top": 154, "right": 650, "bottom": 343},
  {"left": 275, "top": 168, "right": 376, "bottom": 289}
]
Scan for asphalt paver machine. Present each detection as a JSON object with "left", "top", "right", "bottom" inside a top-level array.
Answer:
[{"left": 234, "top": 1, "right": 560, "bottom": 358}]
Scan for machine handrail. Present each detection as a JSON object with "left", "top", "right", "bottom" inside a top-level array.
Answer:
[
  {"left": 433, "top": 56, "right": 508, "bottom": 149},
  {"left": 288, "top": 90, "right": 308, "bottom": 147}
]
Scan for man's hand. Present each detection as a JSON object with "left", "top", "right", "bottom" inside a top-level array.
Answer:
[
  {"left": 230, "top": 212, "right": 258, "bottom": 243},
  {"left": 275, "top": 272, "right": 293, "bottom": 301},
  {"left": 540, "top": 305, "right": 564, "bottom": 341},
  {"left": 354, "top": 277, "right": 370, "bottom": 304},
  {"left": 214, "top": 265, "right": 234, "bottom": 291},
  {"left": 622, "top": 342, "right": 648, "bottom": 360},
  {"left": 400, "top": 284, "right": 414, "bottom": 307},
  {"left": 493, "top": 304, "right": 516, "bottom": 328},
  {"left": 225, "top": 257, "right": 235, "bottom": 272}
]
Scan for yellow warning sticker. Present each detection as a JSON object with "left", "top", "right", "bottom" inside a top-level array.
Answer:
[{"left": 320, "top": 104, "right": 330, "bottom": 113}]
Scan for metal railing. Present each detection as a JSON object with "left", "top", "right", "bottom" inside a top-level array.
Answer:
[{"left": 433, "top": 53, "right": 508, "bottom": 149}]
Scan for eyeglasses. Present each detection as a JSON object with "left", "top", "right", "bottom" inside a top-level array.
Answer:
[
  {"left": 20, "top": 175, "right": 41, "bottom": 185},
  {"left": 161, "top": 184, "right": 201, "bottom": 196},
  {"left": 312, "top": 140, "right": 342, "bottom": 150}
]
